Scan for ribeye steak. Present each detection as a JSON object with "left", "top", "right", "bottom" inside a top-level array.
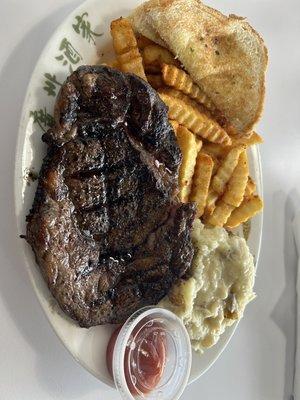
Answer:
[{"left": 26, "top": 65, "right": 196, "bottom": 327}]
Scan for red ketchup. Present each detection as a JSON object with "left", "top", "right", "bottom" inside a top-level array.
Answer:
[{"left": 106, "top": 322, "right": 166, "bottom": 396}]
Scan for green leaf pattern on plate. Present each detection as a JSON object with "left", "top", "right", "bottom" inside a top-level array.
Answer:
[
  {"left": 40, "top": 11, "right": 101, "bottom": 98},
  {"left": 55, "top": 37, "right": 82, "bottom": 73},
  {"left": 43, "top": 73, "right": 63, "bottom": 97},
  {"left": 33, "top": 11, "right": 100, "bottom": 130},
  {"left": 29, "top": 108, "right": 54, "bottom": 133},
  {"left": 72, "top": 12, "right": 103, "bottom": 44}
]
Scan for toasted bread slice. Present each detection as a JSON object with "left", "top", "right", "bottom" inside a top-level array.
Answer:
[
  {"left": 130, "top": 0, "right": 166, "bottom": 46},
  {"left": 130, "top": 0, "right": 268, "bottom": 134}
]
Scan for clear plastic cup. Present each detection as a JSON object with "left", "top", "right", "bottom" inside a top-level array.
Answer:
[{"left": 111, "top": 306, "right": 192, "bottom": 400}]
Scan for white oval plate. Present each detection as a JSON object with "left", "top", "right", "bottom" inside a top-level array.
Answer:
[{"left": 14, "top": 0, "right": 263, "bottom": 388}]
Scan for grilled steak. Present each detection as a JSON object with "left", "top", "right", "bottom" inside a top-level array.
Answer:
[{"left": 26, "top": 65, "right": 196, "bottom": 327}]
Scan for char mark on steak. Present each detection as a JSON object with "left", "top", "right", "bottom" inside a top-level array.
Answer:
[{"left": 26, "top": 65, "right": 196, "bottom": 327}]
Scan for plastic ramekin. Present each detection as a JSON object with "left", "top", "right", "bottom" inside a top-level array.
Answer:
[{"left": 112, "top": 306, "right": 192, "bottom": 400}]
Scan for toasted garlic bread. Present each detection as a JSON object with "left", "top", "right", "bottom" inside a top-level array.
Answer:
[{"left": 130, "top": 0, "right": 268, "bottom": 134}]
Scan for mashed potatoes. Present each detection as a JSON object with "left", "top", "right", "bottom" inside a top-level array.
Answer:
[{"left": 160, "top": 220, "right": 255, "bottom": 353}]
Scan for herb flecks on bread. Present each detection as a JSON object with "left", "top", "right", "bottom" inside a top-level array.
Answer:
[{"left": 130, "top": 0, "right": 268, "bottom": 134}]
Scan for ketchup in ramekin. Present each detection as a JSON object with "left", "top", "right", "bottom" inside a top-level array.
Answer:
[{"left": 106, "top": 307, "right": 191, "bottom": 400}]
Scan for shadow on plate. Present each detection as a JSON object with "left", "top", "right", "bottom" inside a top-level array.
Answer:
[{"left": 0, "top": 2, "right": 116, "bottom": 398}]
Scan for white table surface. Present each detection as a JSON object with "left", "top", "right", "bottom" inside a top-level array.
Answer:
[{"left": 1, "top": 0, "right": 300, "bottom": 399}]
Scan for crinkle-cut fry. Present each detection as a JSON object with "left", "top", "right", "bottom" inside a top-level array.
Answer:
[
  {"left": 170, "top": 119, "right": 202, "bottom": 154},
  {"left": 196, "top": 138, "right": 203, "bottom": 152},
  {"left": 225, "top": 195, "right": 263, "bottom": 228},
  {"left": 230, "top": 131, "right": 263, "bottom": 147},
  {"left": 189, "top": 153, "right": 214, "bottom": 217},
  {"left": 106, "top": 59, "right": 120, "bottom": 69},
  {"left": 161, "top": 64, "right": 237, "bottom": 135},
  {"left": 146, "top": 74, "right": 163, "bottom": 89},
  {"left": 202, "top": 142, "right": 229, "bottom": 159},
  {"left": 121, "top": 57, "right": 147, "bottom": 78},
  {"left": 176, "top": 125, "right": 199, "bottom": 202},
  {"left": 111, "top": 18, "right": 136, "bottom": 53},
  {"left": 206, "top": 200, "right": 235, "bottom": 227},
  {"left": 160, "top": 87, "right": 191, "bottom": 102},
  {"left": 169, "top": 120, "right": 179, "bottom": 132},
  {"left": 211, "top": 146, "right": 245, "bottom": 195},
  {"left": 160, "top": 90, "right": 235, "bottom": 147},
  {"left": 159, "top": 87, "right": 211, "bottom": 117},
  {"left": 244, "top": 176, "right": 256, "bottom": 198},
  {"left": 222, "top": 151, "right": 249, "bottom": 207},
  {"left": 211, "top": 155, "right": 220, "bottom": 176},
  {"left": 142, "top": 45, "right": 179, "bottom": 70},
  {"left": 110, "top": 18, "right": 146, "bottom": 80},
  {"left": 204, "top": 190, "right": 218, "bottom": 217},
  {"left": 136, "top": 35, "right": 156, "bottom": 49},
  {"left": 158, "top": 93, "right": 232, "bottom": 146},
  {"left": 161, "top": 64, "right": 216, "bottom": 111},
  {"left": 117, "top": 48, "right": 141, "bottom": 64},
  {"left": 200, "top": 151, "right": 220, "bottom": 176}
]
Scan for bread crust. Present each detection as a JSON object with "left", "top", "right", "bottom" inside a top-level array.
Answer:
[{"left": 130, "top": 0, "right": 268, "bottom": 134}]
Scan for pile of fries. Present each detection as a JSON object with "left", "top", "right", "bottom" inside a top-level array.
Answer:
[{"left": 109, "top": 17, "right": 263, "bottom": 229}]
